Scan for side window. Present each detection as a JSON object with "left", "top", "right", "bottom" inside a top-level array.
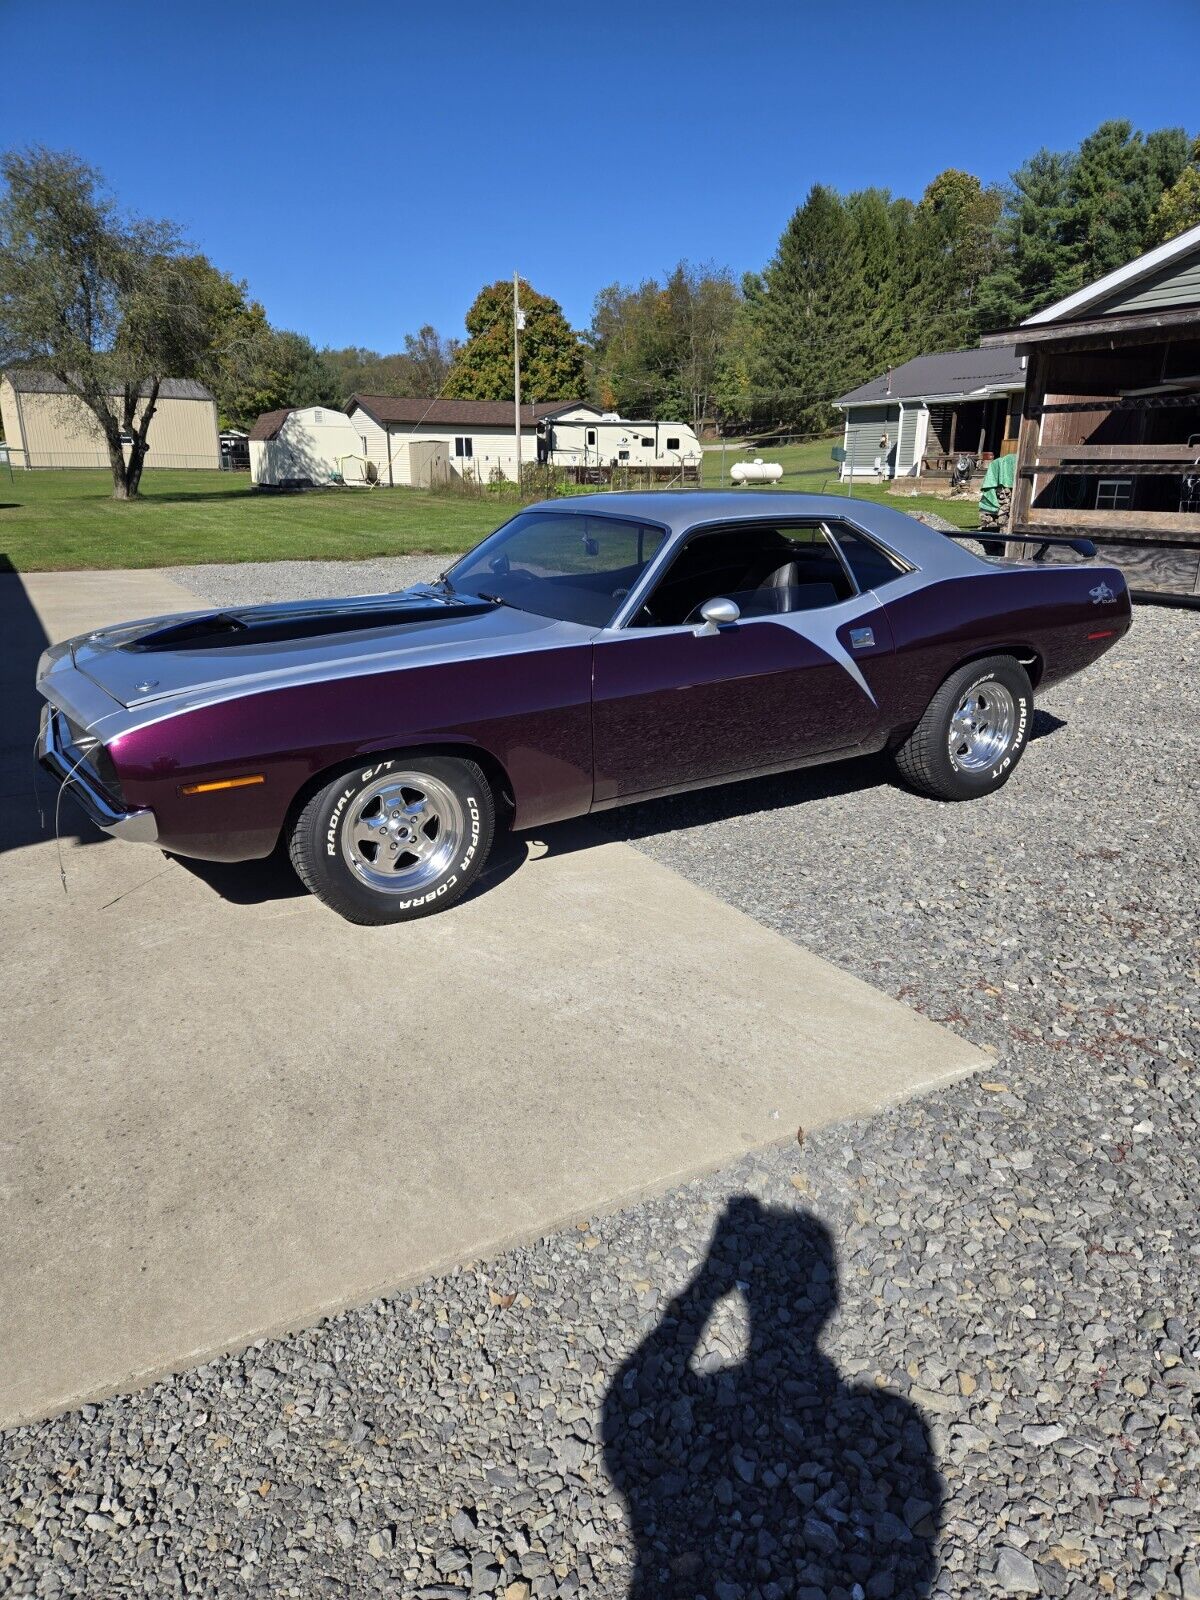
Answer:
[
  {"left": 618, "top": 449, "right": 630, "bottom": 461},
  {"left": 828, "top": 524, "right": 907, "bottom": 590},
  {"left": 586, "top": 429, "right": 596, "bottom": 446},
  {"left": 666, "top": 436, "right": 680, "bottom": 451},
  {"left": 641, "top": 436, "right": 654, "bottom": 448},
  {"left": 455, "top": 436, "right": 473, "bottom": 459},
  {"left": 634, "top": 522, "right": 855, "bottom": 627}
]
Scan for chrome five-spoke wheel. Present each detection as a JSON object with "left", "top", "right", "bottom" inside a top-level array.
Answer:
[
  {"left": 947, "top": 682, "right": 1015, "bottom": 772},
  {"left": 341, "top": 771, "right": 464, "bottom": 893}
]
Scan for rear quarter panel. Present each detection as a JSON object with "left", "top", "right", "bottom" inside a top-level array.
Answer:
[
  {"left": 110, "top": 645, "right": 594, "bottom": 861},
  {"left": 876, "top": 563, "right": 1130, "bottom": 735}
]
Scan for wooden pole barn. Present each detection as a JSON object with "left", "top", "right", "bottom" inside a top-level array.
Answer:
[{"left": 980, "top": 229, "right": 1200, "bottom": 602}]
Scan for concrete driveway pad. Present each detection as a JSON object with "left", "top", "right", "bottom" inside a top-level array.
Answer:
[{"left": 0, "top": 570, "right": 985, "bottom": 1426}]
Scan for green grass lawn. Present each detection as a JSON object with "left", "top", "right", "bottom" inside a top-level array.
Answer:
[
  {"left": 0, "top": 470, "right": 507, "bottom": 573},
  {"left": 0, "top": 446, "right": 980, "bottom": 573},
  {"left": 701, "top": 435, "right": 982, "bottom": 529}
]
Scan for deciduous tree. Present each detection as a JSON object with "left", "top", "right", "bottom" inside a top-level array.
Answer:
[
  {"left": 0, "top": 148, "right": 231, "bottom": 498},
  {"left": 444, "top": 279, "right": 584, "bottom": 402}
]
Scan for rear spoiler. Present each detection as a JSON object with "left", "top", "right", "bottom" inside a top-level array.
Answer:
[{"left": 943, "top": 531, "right": 1097, "bottom": 562}]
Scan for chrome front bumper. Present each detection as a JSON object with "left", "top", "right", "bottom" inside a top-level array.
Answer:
[{"left": 36, "top": 704, "right": 159, "bottom": 844}]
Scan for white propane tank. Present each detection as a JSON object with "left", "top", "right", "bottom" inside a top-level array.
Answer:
[{"left": 730, "top": 457, "right": 784, "bottom": 485}]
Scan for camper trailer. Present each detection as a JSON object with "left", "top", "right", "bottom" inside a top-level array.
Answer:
[{"left": 538, "top": 407, "right": 702, "bottom": 475}]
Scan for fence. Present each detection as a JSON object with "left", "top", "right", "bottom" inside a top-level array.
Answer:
[{"left": 3, "top": 449, "right": 223, "bottom": 470}]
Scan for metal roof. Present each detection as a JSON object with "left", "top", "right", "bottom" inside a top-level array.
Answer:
[
  {"left": 2, "top": 370, "right": 214, "bottom": 400},
  {"left": 834, "top": 346, "right": 1024, "bottom": 407}
]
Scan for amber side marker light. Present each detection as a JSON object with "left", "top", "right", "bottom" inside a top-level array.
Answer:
[{"left": 180, "top": 774, "right": 266, "bottom": 796}]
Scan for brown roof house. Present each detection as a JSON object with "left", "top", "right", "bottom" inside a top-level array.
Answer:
[{"left": 345, "top": 395, "right": 596, "bottom": 485}]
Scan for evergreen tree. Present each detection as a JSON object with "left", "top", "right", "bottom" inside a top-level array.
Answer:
[
  {"left": 740, "top": 184, "right": 854, "bottom": 432},
  {"left": 1063, "top": 120, "right": 1189, "bottom": 285},
  {"left": 842, "top": 189, "right": 907, "bottom": 384},
  {"left": 975, "top": 149, "right": 1076, "bottom": 330}
]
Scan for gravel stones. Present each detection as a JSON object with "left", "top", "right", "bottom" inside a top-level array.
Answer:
[{"left": 2, "top": 568, "right": 1196, "bottom": 1599}]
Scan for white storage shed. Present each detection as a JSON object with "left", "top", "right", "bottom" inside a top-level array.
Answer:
[{"left": 249, "top": 406, "right": 376, "bottom": 486}]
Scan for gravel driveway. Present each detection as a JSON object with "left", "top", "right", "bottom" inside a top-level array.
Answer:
[{"left": 3, "top": 559, "right": 1197, "bottom": 1600}]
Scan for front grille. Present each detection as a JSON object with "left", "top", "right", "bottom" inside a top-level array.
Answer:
[{"left": 59, "top": 712, "right": 123, "bottom": 800}]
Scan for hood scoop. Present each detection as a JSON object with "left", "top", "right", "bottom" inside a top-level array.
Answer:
[{"left": 124, "top": 595, "right": 493, "bottom": 653}]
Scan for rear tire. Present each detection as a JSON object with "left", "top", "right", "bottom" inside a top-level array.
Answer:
[
  {"left": 288, "top": 755, "right": 495, "bottom": 924},
  {"left": 893, "top": 655, "right": 1032, "bottom": 801}
]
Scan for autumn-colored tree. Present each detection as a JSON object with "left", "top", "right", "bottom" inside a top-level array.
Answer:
[
  {"left": 1147, "top": 140, "right": 1200, "bottom": 244},
  {"left": 444, "top": 279, "right": 584, "bottom": 402}
]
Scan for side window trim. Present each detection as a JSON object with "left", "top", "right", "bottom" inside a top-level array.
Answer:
[{"left": 818, "top": 520, "right": 861, "bottom": 597}]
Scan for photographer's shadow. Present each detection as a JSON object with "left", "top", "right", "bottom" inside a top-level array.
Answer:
[{"left": 603, "top": 1199, "right": 942, "bottom": 1599}]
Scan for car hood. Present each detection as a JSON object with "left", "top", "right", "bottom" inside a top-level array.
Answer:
[{"left": 65, "top": 585, "right": 594, "bottom": 710}]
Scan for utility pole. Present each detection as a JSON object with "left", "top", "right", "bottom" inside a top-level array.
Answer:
[{"left": 513, "top": 271, "right": 523, "bottom": 488}]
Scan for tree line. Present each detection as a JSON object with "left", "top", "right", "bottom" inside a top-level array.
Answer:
[
  {"left": 589, "top": 120, "right": 1200, "bottom": 437},
  {"left": 1, "top": 120, "right": 1198, "bottom": 498}
]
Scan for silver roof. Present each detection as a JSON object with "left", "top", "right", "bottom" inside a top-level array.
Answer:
[
  {"left": 834, "top": 346, "right": 1025, "bottom": 407},
  {"left": 524, "top": 490, "right": 981, "bottom": 578}
]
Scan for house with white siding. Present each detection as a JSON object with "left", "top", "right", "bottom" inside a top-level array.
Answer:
[
  {"left": 833, "top": 346, "right": 1025, "bottom": 481},
  {"left": 344, "top": 396, "right": 589, "bottom": 486},
  {"left": 343, "top": 396, "right": 703, "bottom": 484}
]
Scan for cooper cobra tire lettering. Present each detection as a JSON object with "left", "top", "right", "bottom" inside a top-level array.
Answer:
[
  {"left": 291, "top": 756, "right": 496, "bottom": 926},
  {"left": 459, "top": 796, "right": 481, "bottom": 872}
]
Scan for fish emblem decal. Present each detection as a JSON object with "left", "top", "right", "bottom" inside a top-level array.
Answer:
[{"left": 1089, "top": 581, "right": 1115, "bottom": 605}]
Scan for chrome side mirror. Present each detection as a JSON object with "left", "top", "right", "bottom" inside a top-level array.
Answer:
[{"left": 693, "top": 597, "right": 740, "bottom": 637}]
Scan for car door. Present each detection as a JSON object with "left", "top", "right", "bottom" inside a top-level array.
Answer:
[{"left": 589, "top": 520, "right": 895, "bottom": 806}]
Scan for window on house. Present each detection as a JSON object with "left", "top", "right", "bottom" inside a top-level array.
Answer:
[
  {"left": 1095, "top": 478, "right": 1133, "bottom": 510},
  {"left": 666, "top": 436, "right": 680, "bottom": 451},
  {"left": 314, "top": 410, "right": 323, "bottom": 424},
  {"left": 586, "top": 429, "right": 596, "bottom": 446},
  {"left": 361, "top": 436, "right": 368, "bottom": 454},
  {"left": 455, "top": 436, "right": 473, "bottom": 458}
]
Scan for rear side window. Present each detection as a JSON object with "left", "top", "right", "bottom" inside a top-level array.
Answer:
[{"left": 829, "top": 524, "right": 907, "bottom": 591}]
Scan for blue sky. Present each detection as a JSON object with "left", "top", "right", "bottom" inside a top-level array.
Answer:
[{"left": 3, "top": 1, "right": 1197, "bottom": 351}]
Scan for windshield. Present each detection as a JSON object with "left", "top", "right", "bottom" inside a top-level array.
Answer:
[{"left": 444, "top": 510, "right": 667, "bottom": 627}]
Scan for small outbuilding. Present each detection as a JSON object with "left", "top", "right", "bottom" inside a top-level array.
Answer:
[
  {"left": 249, "top": 406, "right": 376, "bottom": 487},
  {"left": 0, "top": 372, "right": 220, "bottom": 470},
  {"left": 980, "top": 221, "right": 1200, "bottom": 599},
  {"left": 834, "top": 347, "right": 1026, "bottom": 481}
]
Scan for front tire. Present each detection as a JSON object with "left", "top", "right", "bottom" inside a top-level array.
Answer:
[
  {"left": 288, "top": 755, "right": 495, "bottom": 924},
  {"left": 893, "top": 655, "right": 1032, "bottom": 801}
]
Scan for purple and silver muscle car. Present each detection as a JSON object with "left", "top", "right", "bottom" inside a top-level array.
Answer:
[{"left": 36, "top": 492, "right": 1130, "bottom": 924}]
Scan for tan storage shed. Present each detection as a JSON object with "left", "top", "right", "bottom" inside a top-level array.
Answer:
[{"left": 0, "top": 372, "right": 220, "bottom": 470}]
